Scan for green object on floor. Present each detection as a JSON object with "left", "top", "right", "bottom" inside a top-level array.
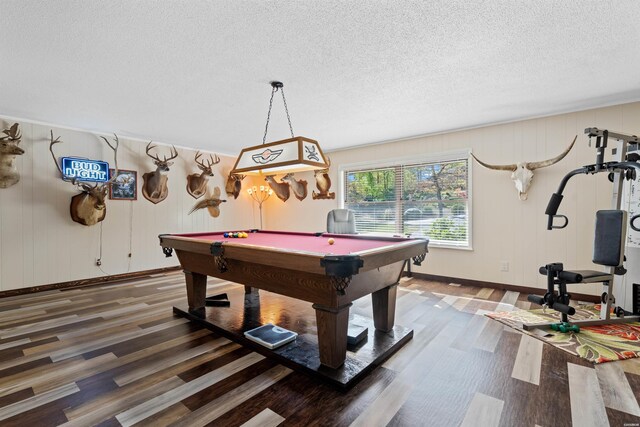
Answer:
[{"left": 550, "top": 322, "right": 580, "bottom": 333}]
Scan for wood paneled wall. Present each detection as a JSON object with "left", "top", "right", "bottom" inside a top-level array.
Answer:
[
  {"left": 0, "top": 119, "right": 259, "bottom": 291},
  {"left": 265, "top": 102, "right": 640, "bottom": 294}
]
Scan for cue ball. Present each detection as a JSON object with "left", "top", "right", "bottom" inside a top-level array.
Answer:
[{"left": 328, "top": 238, "right": 335, "bottom": 245}]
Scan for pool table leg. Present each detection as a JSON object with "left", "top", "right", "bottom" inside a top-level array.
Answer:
[
  {"left": 312, "top": 302, "right": 352, "bottom": 369},
  {"left": 371, "top": 283, "right": 398, "bottom": 332},
  {"left": 184, "top": 270, "right": 207, "bottom": 314}
]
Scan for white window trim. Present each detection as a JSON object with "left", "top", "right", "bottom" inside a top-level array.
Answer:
[{"left": 338, "top": 148, "right": 473, "bottom": 250}]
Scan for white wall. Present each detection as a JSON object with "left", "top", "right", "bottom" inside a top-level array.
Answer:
[
  {"left": 0, "top": 118, "right": 260, "bottom": 291},
  {"left": 265, "top": 102, "right": 640, "bottom": 294}
]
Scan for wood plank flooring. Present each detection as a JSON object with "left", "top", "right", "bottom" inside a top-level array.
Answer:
[{"left": 0, "top": 272, "right": 639, "bottom": 426}]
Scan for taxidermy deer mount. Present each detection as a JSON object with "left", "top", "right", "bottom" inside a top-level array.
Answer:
[
  {"left": 225, "top": 173, "right": 245, "bottom": 199},
  {"left": 49, "top": 131, "right": 120, "bottom": 226},
  {"left": 471, "top": 136, "right": 576, "bottom": 200},
  {"left": 281, "top": 173, "right": 308, "bottom": 201},
  {"left": 0, "top": 123, "right": 24, "bottom": 188},
  {"left": 186, "top": 151, "right": 220, "bottom": 199},
  {"left": 142, "top": 142, "right": 179, "bottom": 204},
  {"left": 188, "top": 186, "right": 226, "bottom": 217},
  {"left": 265, "top": 175, "right": 290, "bottom": 202},
  {"left": 312, "top": 157, "right": 335, "bottom": 200}
]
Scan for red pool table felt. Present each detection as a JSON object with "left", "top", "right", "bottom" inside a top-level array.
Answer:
[{"left": 170, "top": 230, "right": 403, "bottom": 256}]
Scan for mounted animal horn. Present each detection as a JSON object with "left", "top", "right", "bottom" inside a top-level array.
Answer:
[
  {"left": 471, "top": 135, "right": 577, "bottom": 201},
  {"left": 312, "top": 157, "right": 335, "bottom": 200},
  {"left": 0, "top": 123, "right": 24, "bottom": 188},
  {"left": 49, "top": 131, "right": 119, "bottom": 226},
  {"left": 265, "top": 175, "right": 290, "bottom": 202},
  {"left": 281, "top": 173, "right": 308, "bottom": 201},
  {"left": 186, "top": 151, "right": 220, "bottom": 199},
  {"left": 225, "top": 173, "right": 245, "bottom": 199},
  {"left": 142, "top": 142, "right": 179, "bottom": 204}
]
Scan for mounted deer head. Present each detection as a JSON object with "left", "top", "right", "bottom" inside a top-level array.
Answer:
[
  {"left": 50, "top": 131, "right": 119, "bottom": 226},
  {"left": 0, "top": 123, "right": 24, "bottom": 188},
  {"left": 142, "top": 142, "right": 179, "bottom": 204},
  {"left": 186, "top": 151, "right": 220, "bottom": 199},
  {"left": 281, "top": 173, "right": 308, "bottom": 201},
  {"left": 265, "top": 175, "right": 290, "bottom": 202},
  {"left": 471, "top": 136, "right": 577, "bottom": 201},
  {"left": 225, "top": 173, "right": 246, "bottom": 199},
  {"left": 312, "top": 157, "right": 335, "bottom": 200}
]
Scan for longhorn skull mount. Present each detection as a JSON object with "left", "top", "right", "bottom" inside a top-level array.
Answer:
[
  {"left": 471, "top": 136, "right": 577, "bottom": 200},
  {"left": 0, "top": 123, "right": 24, "bottom": 188},
  {"left": 49, "top": 131, "right": 120, "bottom": 226},
  {"left": 186, "top": 151, "right": 220, "bottom": 199}
]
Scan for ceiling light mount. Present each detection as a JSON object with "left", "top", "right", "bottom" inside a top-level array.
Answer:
[{"left": 231, "top": 81, "right": 328, "bottom": 176}]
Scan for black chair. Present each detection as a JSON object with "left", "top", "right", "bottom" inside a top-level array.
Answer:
[{"left": 528, "top": 210, "right": 627, "bottom": 330}]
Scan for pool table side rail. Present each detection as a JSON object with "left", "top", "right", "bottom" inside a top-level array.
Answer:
[{"left": 159, "top": 234, "right": 428, "bottom": 276}]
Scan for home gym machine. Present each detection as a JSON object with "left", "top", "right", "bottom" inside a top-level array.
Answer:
[{"left": 526, "top": 127, "right": 640, "bottom": 332}]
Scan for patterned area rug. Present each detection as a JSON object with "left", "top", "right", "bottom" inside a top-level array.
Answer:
[{"left": 486, "top": 305, "right": 640, "bottom": 363}]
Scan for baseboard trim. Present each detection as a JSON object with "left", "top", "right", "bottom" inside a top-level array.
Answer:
[
  {"left": 0, "top": 266, "right": 182, "bottom": 298},
  {"left": 407, "top": 272, "right": 601, "bottom": 304}
]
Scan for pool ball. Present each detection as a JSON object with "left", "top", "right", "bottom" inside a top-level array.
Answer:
[
  {"left": 223, "top": 232, "right": 229, "bottom": 238},
  {"left": 328, "top": 238, "right": 335, "bottom": 245}
]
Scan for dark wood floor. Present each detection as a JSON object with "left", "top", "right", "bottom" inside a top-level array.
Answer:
[{"left": 0, "top": 272, "right": 639, "bottom": 426}]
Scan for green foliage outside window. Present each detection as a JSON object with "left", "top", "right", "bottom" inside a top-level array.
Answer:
[{"left": 345, "top": 158, "right": 469, "bottom": 246}]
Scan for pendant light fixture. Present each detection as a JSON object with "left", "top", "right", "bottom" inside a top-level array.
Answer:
[{"left": 230, "top": 81, "right": 328, "bottom": 176}]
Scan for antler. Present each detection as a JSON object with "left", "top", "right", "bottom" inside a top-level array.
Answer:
[
  {"left": 1, "top": 123, "right": 21, "bottom": 142},
  {"left": 99, "top": 134, "right": 119, "bottom": 183},
  {"left": 164, "top": 145, "right": 179, "bottom": 162},
  {"left": 526, "top": 136, "right": 577, "bottom": 170},
  {"left": 147, "top": 142, "right": 179, "bottom": 163},
  {"left": 195, "top": 151, "right": 220, "bottom": 169},
  {"left": 145, "top": 142, "right": 162, "bottom": 162},
  {"left": 49, "top": 130, "right": 65, "bottom": 177}
]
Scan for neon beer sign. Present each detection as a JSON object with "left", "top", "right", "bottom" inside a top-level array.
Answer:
[{"left": 60, "top": 157, "right": 110, "bottom": 182}]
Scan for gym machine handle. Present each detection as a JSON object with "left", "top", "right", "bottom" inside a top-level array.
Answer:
[
  {"left": 552, "top": 302, "right": 576, "bottom": 316},
  {"left": 631, "top": 215, "right": 640, "bottom": 232},
  {"left": 548, "top": 215, "right": 568, "bottom": 230},
  {"left": 527, "top": 295, "right": 545, "bottom": 306},
  {"left": 558, "top": 271, "right": 582, "bottom": 283},
  {"left": 544, "top": 168, "right": 590, "bottom": 230},
  {"left": 538, "top": 266, "right": 582, "bottom": 283}
]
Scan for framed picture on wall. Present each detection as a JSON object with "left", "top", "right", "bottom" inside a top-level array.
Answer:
[{"left": 109, "top": 169, "right": 137, "bottom": 200}]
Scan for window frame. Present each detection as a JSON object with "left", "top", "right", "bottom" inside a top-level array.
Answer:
[{"left": 338, "top": 149, "right": 473, "bottom": 250}]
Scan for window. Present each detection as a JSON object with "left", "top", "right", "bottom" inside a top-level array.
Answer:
[{"left": 343, "top": 154, "right": 470, "bottom": 248}]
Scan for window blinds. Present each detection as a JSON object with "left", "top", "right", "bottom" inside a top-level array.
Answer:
[{"left": 344, "top": 158, "right": 469, "bottom": 246}]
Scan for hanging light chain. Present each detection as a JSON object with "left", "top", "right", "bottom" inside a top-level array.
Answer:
[
  {"left": 262, "top": 82, "right": 295, "bottom": 145},
  {"left": 280, "top": 86, "right": 295, "bottom": 138},
  {"left": 262, "top": 85, "right": 277, "bottom": 145}
]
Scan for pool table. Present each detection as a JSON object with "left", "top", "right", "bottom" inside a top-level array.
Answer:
[{"left": 159, "top": 230, "right": 429, "bottom": 369}]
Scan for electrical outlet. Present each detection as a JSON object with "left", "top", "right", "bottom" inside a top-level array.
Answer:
[
  {"left": 500, "top": 261, "right": 509, "bottom": 272},
  {"left": 96, "top": 259, "right": 102, "bottom": 266}
]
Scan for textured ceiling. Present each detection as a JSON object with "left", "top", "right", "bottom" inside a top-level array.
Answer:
[{"left": 1, "top": 1, "right": 640, "bottom": 155}]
